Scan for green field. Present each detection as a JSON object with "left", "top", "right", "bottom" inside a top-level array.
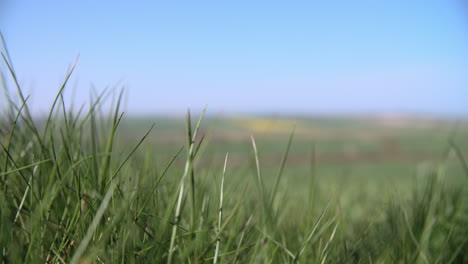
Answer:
[
  {"left": 120, "top": 114, "right": 467, "bottom": 201},
  {"left": 1, "top": 68, "right": 468, "bottom": 262}
]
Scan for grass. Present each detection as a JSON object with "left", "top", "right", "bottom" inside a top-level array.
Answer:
[{"left": 1, "top": 42, "right": 468, "bottom": 263}]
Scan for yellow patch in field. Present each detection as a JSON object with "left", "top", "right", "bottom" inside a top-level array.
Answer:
[{"left": 235, "top": 118, "right": 300, "bottom": 134}]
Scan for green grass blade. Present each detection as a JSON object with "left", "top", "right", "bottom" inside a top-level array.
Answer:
[
  {"left": 42, "top": 55, "right": 79, "bottom": 142},
  {"left": 251, "top": 136, "right": 266, "bottom": 210},
  {"left": 294, "top": 192, "right": 335, "bottom": 261},
  {"left": 269, "top": 125, "right": 295, "bottom": 209},
  {"left": 106, "top": 123, "right": 155, "bottom": 188},
  {"left": 136, "top": 146, "right": 184, "bottom": 219},
  {"left": 70, "top": 181, "right": 117, "bottom": 264},
  {"left": 214, "top": 153, "right": 228, "bottom": 264},
  {"left": 0, "top": 159, "right": 50, "bottom": 177}
]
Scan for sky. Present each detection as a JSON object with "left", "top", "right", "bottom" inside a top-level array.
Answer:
[{"left": 1, "top": 0, "right": 468, "bottom": 116}]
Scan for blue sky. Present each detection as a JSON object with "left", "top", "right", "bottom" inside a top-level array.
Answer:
[{"left": 1, "top": 0, "right": 468, "bottom": 116}]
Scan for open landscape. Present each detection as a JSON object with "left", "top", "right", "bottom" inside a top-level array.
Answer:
[
  {"left": 1, "top": 71, "right": 467, "bottom": 262},
  {"left": 2, "top": 1, "right": 468, "bottom": 263}
]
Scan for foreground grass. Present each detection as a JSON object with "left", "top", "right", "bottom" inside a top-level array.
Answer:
[{"left": 1, "top": 58, "right": 467, "bottom": 263}]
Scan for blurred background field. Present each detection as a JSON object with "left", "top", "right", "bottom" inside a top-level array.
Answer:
[{"left": 118, "top": 114, "right": 468, "bottom": 219}]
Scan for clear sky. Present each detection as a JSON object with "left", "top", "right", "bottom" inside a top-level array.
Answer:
[{"left": 1, "top": 0, "right": 468, "bottom": 116}]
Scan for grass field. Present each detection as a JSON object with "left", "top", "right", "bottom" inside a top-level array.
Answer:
[{"left": 1, "top": 57, "right": 468, "bottom": 263}]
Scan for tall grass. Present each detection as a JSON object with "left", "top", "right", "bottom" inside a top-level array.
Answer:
[{"left": 0, "top": 41, "right": 467, "bottom": 263}]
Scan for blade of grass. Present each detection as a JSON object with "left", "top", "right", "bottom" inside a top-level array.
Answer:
[
  {"left": 189, "top": 106, "right": 207, "bottom": 230},
  {"left": 13, "top": 173, "right": 33, "bottom": 225},
  {"left": 318, "top": 221, "right": 339, "bottom": 264},
  {"left": 136, "top": 146, "right": 184, "bottom": 219},
  {"left": 294, "top": 192, "right": 335, "bottom": 262},
  {"left": 195, "top": 190, "right": 245, "bottom": 262},
  {"left": 69, "top": 181, "right": 117, "bottom": 264},
  {"left": 1, "top": 52, "right": 45, "bottom": 156},
  {"left": 234, "top": 215, "right": 254, "bottom": 263},
  {"left": 402, "top": 208, "right": 429, "bottom": 264},
  {"left": 167, "top": 108, "right": 206, "bottom": 264},
  {"left": 99, "top": 89, "right": 124, "bottom": 193},
  {"left": 0, "top": 32, "right": 14, "bottom": 68},
  {"left": 268, "top": 125, "right": 295, "bottom": 209},
  {"left": 2, "top": 95, "right": 29, "bottom": 180},
  {"left": 214, "top": 153, "right": 228, "bottom": 264},
  {"left": 105, "top": 123, "right": 155, "bottom": 188},
  {"left": 42, "top": 55, "right": 79, "bottom": 141},
  {"left": 205, "top": 244, "right": 255, "bottom": 262},
  {"left": 256, "top": 227, "right": 295, "bottom": 260},
  {"left": 0, "top": 159, "right": 50, "bottom": 177},
  {"left": 251, "top": 136, "right": 266, "bottom": 211}
]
